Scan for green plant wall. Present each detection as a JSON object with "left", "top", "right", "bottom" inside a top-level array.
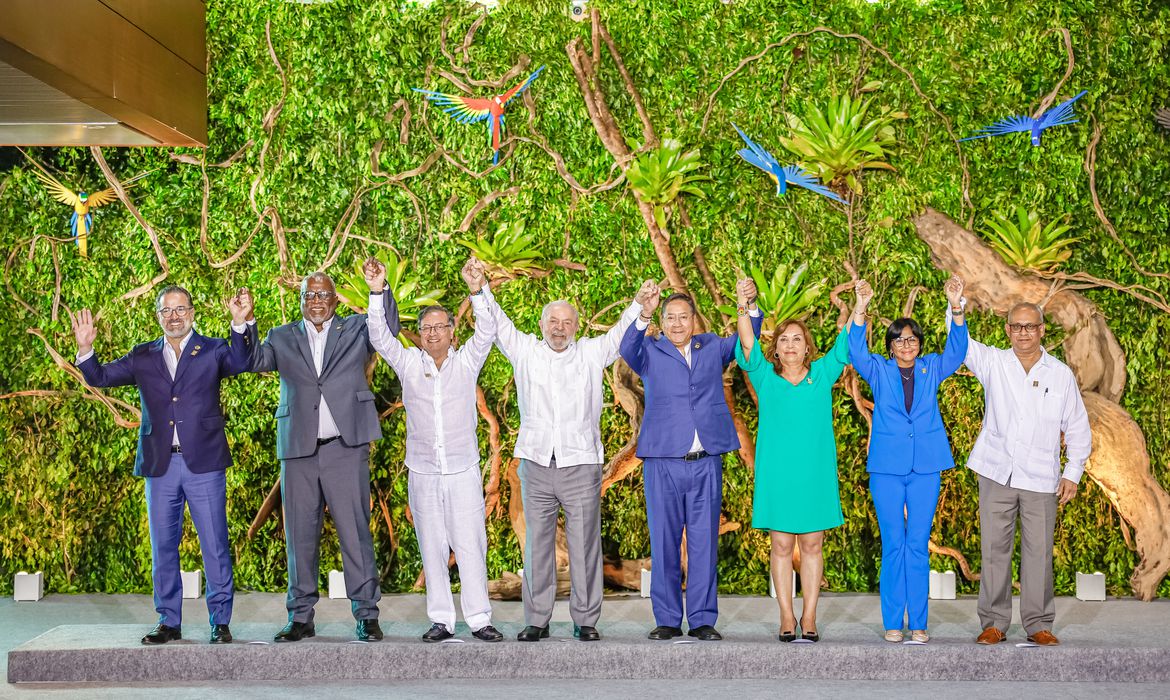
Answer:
[{"left": 2, "top": 0, "right": 1169, "bottom": 599}]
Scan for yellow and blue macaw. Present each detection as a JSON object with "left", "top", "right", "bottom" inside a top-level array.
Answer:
[
  {"left": 413, "top": 65, "right": 545, "bottom": 165},
  {"left": 732, "top": 124, "right": 846, "bottom": 204},
  {"left": 27, "top": 163, "right": 120, "bottom": 258}
]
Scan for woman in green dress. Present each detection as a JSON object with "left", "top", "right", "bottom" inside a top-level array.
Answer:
[{"left": 735, "top": 308, "right": 849, "bottom": 643}]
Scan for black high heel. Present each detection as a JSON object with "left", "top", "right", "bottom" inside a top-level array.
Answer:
[{"left": 778, "top": 627, "right": 797, "bottom": 643}]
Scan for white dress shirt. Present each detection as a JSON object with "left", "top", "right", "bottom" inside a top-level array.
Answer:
[
  {"left": 487, "top": 286, "right": 641, "bottom": 468},
  {"left": 964, "top": 337, "right": 1092, "bottom": 493},
  {"left": 304, "top": 317, "right": 341, "bottom": 440},
  {"left": 366, "top": 291, "right": 495, "bottom": 475}
]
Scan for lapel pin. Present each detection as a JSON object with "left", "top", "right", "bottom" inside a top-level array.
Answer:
[
  {"left": 806, "top": 377, "right": 812, "bottom": 385},
  {"left": 694, "top": 341, "right": 702, "bottom": 350},
  {"left": 190, "top": 345, "right": 202, "bottom": 356},
  {"left": 921, "top": 367, "right": 926, "bottom": 374},
  {"left": 1033, "top": 380, "right": 1039, "bottom": 387}
]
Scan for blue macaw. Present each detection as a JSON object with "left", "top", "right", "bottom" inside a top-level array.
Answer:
[
  {"left": 413, "top": 66, "right": 545, "bottom": 165},
  {"left": 732, "top": 124, "right": 846, "bottom": 204},
  {"left": 961, "top": 90, "right": 1088, "bottom": 146}
]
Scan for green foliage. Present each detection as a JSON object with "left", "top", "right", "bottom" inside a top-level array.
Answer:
[
  {"left": 717, "top": 262, "right": 826, "bottom": 329},
  {"left": 624, "top": 137, "right": 709, "bottom": 230},
  {"left": 981, "top": 206, "right": 1077, "bottom": 272},
  {"left": 334, "top": 249, "right": 445, "bottom": 318},
  {"left": 779, "top": 93, "right": 904, "bottom": 194},
  {"left": 457, "top": 220, "right": 547, "bottom": 276}
]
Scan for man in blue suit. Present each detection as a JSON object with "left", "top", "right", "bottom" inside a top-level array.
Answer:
[
  {"left": 72, "top": 285, "right": 256, "bottom": 645},
  {"left": 620, "top": 279, "right": 761, "bottom": 641}
]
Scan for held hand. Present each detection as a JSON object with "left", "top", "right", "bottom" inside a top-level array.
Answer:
[
  {"left": 228, "top": 288, "right": 254, "bottom": 325},
  {"left": 853, "top": 279, "right": 874, "bottom": 312},
  {"left": 71, "top": 309, "right": 96, "bottom": 356},
  {"left": 1057, "top": 478, "right": 1078, "bottom": 506},
  {"left": 362, "top": 256, "right": 387, "bottom": 291},
  {"left": 944, "top": 275, "right": 964, "bottom": 308},
  {"left": 636, "top": 280, "right": 661, "bottom": 316},
  {"left": 461, "top": 257, "right": 485, "bottom": 293},
  {"left": 735, "top": 278, "right": 756, "bottom": 306}
]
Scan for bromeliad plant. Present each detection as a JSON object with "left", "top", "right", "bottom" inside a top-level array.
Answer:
[
  {"left": 457, "top": 220, "right": 547, "bottom": 279},
  {"left": 624, "top": 137, "right": 710, "bottom": 231},
  {"left": 981, "top": 207, "right": 1078, "bottom": 272},
  {"left": 334, "top": 249, "right": 445, "bottom": 330},
  {"left": 779, "top": 93, "right": 905, "bottom": 195},
  {"left": 718, "top": 262, "right": 826, "bottom": 331}
]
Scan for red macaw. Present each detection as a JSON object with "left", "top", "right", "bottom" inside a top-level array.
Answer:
[{"left": 413, "top": 65, "right": 545, "bottom": 165}]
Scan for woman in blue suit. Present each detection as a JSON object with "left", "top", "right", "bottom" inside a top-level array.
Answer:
[{"left": 849, "top": 276, "right": 966, "bottom": 644}]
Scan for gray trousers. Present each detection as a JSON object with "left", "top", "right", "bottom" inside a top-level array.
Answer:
[
  {"left": 518, "top": 458, "right": 603, "bottom": 628},
  {"left": 977, "top": 475, "right": 1057, "bottom": 634},
  {"left": 281, "top": 439, "right": 381, "bottom": 622}
]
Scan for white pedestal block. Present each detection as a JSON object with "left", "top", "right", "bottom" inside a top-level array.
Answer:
[
  {"left": 328, "top": 569, "right": 347, "bottom": 599},
  {"left": 1076, "top": 571, "right": 1107, "bottom": 601},
  {"left": 640, "top": 568, "right": 651, "bottom": 598},
  {"left": 929, "top": 570, "right": 956, "bottom": 600},
  {"left": 13, "top": 571, "right": 44, "bottom": 601},
  {"left": 180, "top": 570, "right": 202, "bottom": 599}
]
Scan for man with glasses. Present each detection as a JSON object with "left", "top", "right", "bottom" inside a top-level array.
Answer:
[
  {"left": 249, "top": 259, "right": 399, "bottom": 643},
  {"left": 72, "top": 285, "right": 256, "bottom": 645},
  {"left": 365, "top": 257, "right": 502, "bottom": 643},
  {"left": 957, "top": 301, "right": 1092, "bottom": 646}
]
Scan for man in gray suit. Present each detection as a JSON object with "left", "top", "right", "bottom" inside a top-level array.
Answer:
[{"left": 250, "top": 258, "right": 399, "bottom": 642}]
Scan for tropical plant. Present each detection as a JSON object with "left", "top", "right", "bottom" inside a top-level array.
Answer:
[
  {"left": 981, "top": 207, "right": 1078, "bottom": 272},
  {"left": 457, "top": 220, "right": 546, "bottom": 277},
  {"left": 624, "top": 137, "right": 709, "bottom": 230},
  {"left": 778, "top": 93, "right": 905, "bottom": 194},
  {"left": 334, "top": 249, "right": 445, "bottom": 323},
  {"left": 718, "top": 262, "right": 826, "bottom": 330}
]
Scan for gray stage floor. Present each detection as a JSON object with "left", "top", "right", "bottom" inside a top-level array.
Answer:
[{"left": 4, "top": 592, "right": 1170, "bottom": 698}]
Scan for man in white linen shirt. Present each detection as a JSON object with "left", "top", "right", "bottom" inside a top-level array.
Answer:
[
  {"left": 486, "top": 277, "right": 660, "bottom": 642},
  {"left": 962, "top": 302, "right": 1092, "bottom": 647},
  {"left": 366, "top": 258, "right": 504, "bottom": 643}
]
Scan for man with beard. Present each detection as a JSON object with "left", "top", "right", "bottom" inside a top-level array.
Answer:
[
  {"left": 249, "top": 258, "right": 399, "bottom": 643},
  {"left": 72, "top": 285, "right": 256, "bottom": 645},
  {"left": 486, "top": 278, "right": 660, "bottom": 642}
]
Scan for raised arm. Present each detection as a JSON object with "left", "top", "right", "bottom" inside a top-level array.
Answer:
[
  {"left": 585, "top": 279, "right": 659, "bottom": 367},
  {"left": 481, "top": 284, "right": 537, "bottom": 362},
  {"left": 461, "top": 257, "right": 496, "bottom": 370},
  {"left": 363, "top": 258, "right": 409, "bottom": 371},
  {"left": 221, "top": 287, "right": 257, "bottom": 377},
  {"left": 732, "top": 277, "right": 764, "bottom": 363},
  {"left": 71, "top": 309, "right": 136, "bottom": 387},
  {"left": 614, "top": 280, "right": 660, "bottom": 374},
  {"left": 847, "top": 279, "right": 881, "bottom": 381},
  {"left": 938, "top": 276, "right": 969, "bottom": 377}
]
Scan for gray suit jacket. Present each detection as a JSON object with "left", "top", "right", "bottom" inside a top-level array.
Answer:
[{"left": 252, "top": 292, "right": 400, "bottom": 460}]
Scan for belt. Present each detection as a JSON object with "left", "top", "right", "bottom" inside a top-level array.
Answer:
[
  {"left": 170, "top": 445, "right": 182, "bottom": 454},
  {"left": 317, "top": 436, "right": 340, "bottom": 447},
  {"left": 683, "top": 450, "right": 709, "bottom": 461}
]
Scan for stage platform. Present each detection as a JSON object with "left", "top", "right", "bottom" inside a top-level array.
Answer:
[{"left": 6, "top": 593, "right": 1170, "bottom": 694}]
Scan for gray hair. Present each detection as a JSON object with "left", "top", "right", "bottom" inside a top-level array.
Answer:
[
  {"left": 540, "top": 300, "right": 578, "bottom": 325},
  {"left": 417, "top": 305, "right": 455, "bottom": 329},
  {"left": 1007, "top": 302, "right": 1046, "bottom": 325},
  {"left": 300, "top": 271, "right": 335, "bottom": 293},
  {"left": 156, "top": 285, "right": 193, "bottom": 309}
]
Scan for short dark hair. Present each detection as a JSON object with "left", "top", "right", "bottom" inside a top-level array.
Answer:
[
  {"left": 417, "top": 305, "right": 454, "bottom": 329},
  {"left": 156, "top": 285, "right": 193, "bottom": 309},
  {"left": 885, "top": 317, "right": 925, "bottom": 355},
  {"left": 660, "top": 293, "right": 697, "bottom": 316}
]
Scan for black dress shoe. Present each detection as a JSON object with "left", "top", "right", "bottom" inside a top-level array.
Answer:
[
  {"left": 274, "top": 621, "right": 315, "bottom": 643},
  {"left": 141, "top": 624, "right": 182, "bottom": 645},
  {"left": 356, "top": 619, "right": 383, "bottom": 641},
  {"left": 516, "top": 625, "right": 549, "bottom": 642},
  {"left": 209, "top": 624, "right": 232, "bottom": 644},
  {"left": 472, "top": 625, "right": 504, "bottom": 642},
  {"left": 422, "top": 622, "right": 454, "bottom": 643},
  {"left": 648, "top": 625, "right": 683, "bottom": 640},
  {"left": 688, "top": 625, "right": 723, "bottom": 641},
  {"left": 574, "top": 625, "right": 601, "bottom": 641}
]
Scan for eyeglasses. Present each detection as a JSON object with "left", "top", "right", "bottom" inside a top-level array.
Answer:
[
  {"left": 419, "top": 323, "right": 453, "bottom": 334},
  {"left": 157, "top": 306, "right": 192, "bottom": 318},
  {"left": 1007, "top": 323, "right": 1043, "bottom": 334},
  {"left": 892, "top": 337, "right": 920, "bottom": 347},
  {"left": 663, "top": 313, "right": 693, "bottom": 323},
  {"left": 301, "top": 291, "right": 336, "bottom": 302}
]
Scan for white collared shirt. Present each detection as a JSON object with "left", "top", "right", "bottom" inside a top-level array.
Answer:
[
  {"left": 488, "top": 286, "right": 641, "bottom": 468},
  {"left": 963, "top": 337, "right": 1092, "bottom": 493},
  {"left": 366, "top": 291, "right": 495, "bottom": 475},
  {"left": 304, "top": 316, "right": 341, "bottom": 440},
  {"left": 160, "top": 331, "right": 194, "bottom": 447}
]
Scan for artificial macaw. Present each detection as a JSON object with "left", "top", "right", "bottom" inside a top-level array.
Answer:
[
  {"left": 413, "top": 65, "right": 545, "bottom": 165},
  {"left": 961, "top": 90, "right": 1089, "bottom": 146},
  {"left": 732, "top": 123, "right": 846, "bottom": 204},
  {"left": 28, "top": 167, "right": 121, "bottom": 259}
]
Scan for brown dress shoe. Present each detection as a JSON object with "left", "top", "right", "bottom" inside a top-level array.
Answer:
[
  {"left": 976, "top": 627, "right": 1006, "bottom": 645},
  {"left": 1026, "top": 630, "right": 1060, "bottom": 646}
]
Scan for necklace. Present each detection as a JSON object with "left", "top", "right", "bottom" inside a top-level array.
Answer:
[{"left": 898, "top": 366, "right": 914, "bottom": 379}]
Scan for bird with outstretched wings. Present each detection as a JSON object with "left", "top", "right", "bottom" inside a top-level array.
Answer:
[
  {"left": 732, "top": 123, "right": 846, "bottom": 204},
  {"left": 961, "top": 90, "right": 1089, "bottom": 147},
  {"left": 413, "top": 65, "right": 545, "bottom": 165}
]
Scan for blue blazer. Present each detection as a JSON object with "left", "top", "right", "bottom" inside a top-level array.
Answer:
[
  {"left": 848, "top": 320, "right": 968, "bottom": 475},
  {"left": 77, "top": 326, "right": 256, "bottom": 478},
  {"left": 620, "top": 315, "right": 762, "bottom": 459}
]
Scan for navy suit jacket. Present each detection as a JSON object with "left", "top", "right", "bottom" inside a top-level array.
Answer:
[
  {"left": 848, "top": 319, "right": 968, "bottom": 475},
  {"left": 77, "top": 326, "right": 256, "bottom": 477},
  {"left": 620, "top": 315, "right": 763, "bottom": 459}
]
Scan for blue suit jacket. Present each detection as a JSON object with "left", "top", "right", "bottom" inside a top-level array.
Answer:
[
  {"left": 848, "top": 320, "right": 968, "bottom": 475},
  {"left": 77, "top": 326, "right": 256, "bottom": 477},
  {"left": 620, "top": 315, "right": 763, "bottom": 459}
]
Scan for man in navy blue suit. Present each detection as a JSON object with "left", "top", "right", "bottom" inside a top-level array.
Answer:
[
  {"left": 620, "top": 279, "right": 761, "bottom": 641},
  {"left": 72, "top": 285, "right": 256, "bottom": 645}
]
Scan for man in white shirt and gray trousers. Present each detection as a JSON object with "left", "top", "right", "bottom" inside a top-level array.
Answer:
[
  {"left": 959, "top": 301, "right": 1092, "bottom": 647},
  {"left": 487, "top": 277, "right": 660, "bottom": 642},
  {"left": 366, "top": 257, "right": 503, "bottom": 643}
]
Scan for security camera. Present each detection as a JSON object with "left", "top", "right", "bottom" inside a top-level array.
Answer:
[{"left": 569, "top": 0, "right": 588, "bottom": 22}]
